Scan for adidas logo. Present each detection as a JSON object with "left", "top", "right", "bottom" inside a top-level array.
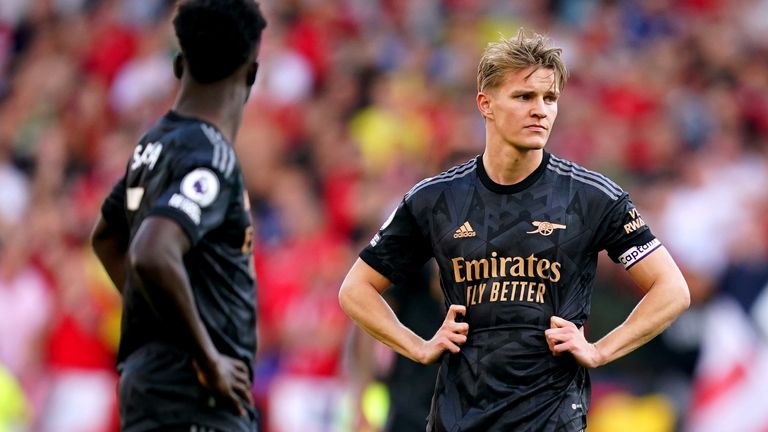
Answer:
[{"left": 453, "top": 221, "right": 477, "bottom": 238}]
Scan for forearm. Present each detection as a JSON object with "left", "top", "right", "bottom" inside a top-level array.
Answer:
[
  {"left": 339, "top": 282, "right": 425, "bottom": 363},
  {"left": 132, "top": 254, "right": 220, "bottom": 366},
  {"left": 594, "top": 279, "right": 689, "bottom": 366}
]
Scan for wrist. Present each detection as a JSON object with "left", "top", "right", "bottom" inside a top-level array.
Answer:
[
  {"left": 411, "top": 339, "right": 427, "bottom": 364},
  {"left": 591, "top": 342, "right": 606, "bottom": 368},
  {"left": 406, "top": 333, "right": 430, "bottom": 364},
  {"left": 195, "top": 348, "right": 221, "bottom": 373}
]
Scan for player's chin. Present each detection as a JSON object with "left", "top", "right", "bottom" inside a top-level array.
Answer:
[{"left": 517, "top": 140, "right": 548, "bottom": 151}]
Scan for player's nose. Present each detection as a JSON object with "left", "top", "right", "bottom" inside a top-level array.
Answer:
[{"left": 531, "top": 98, "right": 548, "bottom": 118}]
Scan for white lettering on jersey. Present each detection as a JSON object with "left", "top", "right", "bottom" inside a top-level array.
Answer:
[
  {"left": 130, "top": 142, "right": 163, "bottom": 171},
  {"left": 169, "top": 193, "right": 201, "bottom": 224},
  {"left": 180, "top": 168, "right": 220, "bottom": 208},
  {"left": 126, "top": 187, "right": 144, "bottom": 211},
  {"left": 623, "top": 207, "right": 646, "bottom": 233},
  {"left": 618, "top": 238, "right": 661, "bottom": 269}
]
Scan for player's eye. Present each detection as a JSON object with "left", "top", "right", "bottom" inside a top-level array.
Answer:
[{"left": 545, "top": 95, "right": 558, "bottom": 103}]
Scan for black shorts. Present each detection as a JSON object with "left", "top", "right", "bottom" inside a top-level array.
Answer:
[{"left": 119, "top": 343, "right": 257, "bottom": 432}]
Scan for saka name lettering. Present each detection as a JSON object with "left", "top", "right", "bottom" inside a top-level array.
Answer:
[{"left": 131, "top": 142, "right": 163, "bottom": 171}]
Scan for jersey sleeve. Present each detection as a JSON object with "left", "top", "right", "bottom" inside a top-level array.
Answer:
[
  {"left": 359, "top": 198, "right": 433, "bottom": 285},
  {"left": 148, "top": 154, "right": 234, "bottom": 245},
  {"left": 593, "top": 194, "right": 661, "bottom": 270},
  {"left": 101, "top": 174, "right": 128, "bottom": 233}
]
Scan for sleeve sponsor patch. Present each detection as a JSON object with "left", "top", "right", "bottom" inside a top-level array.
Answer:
[
  {"left": 169, "top": 193, "right": 201, "bottom": 224},
  {"left": 180, "top": 168, "right": 219, "bottom": 207},
  {"left": 618, "top": 238, "right": 661, "bottom": 269},
  {"left": 623, "top": 208, "right": 647, "bottom": 234}
]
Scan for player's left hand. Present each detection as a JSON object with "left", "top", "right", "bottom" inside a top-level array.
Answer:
[
  {"left": 544, "top": 316, "right": 603, "bottom": 368},
  {"left": 193, "top": 354, "right": 254, "bottom": 416}
]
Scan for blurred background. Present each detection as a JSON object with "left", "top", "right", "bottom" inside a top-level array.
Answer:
[{"left": 0, "top": 0, "right": 767, "bottom": 431}]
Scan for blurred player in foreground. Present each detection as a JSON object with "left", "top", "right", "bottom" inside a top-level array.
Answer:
[
  {"left": 339, "top": 29, "right": 690, "bottom": 431},
  {"left": 91, "top": 1, "right": 266, "bottom": 430}
]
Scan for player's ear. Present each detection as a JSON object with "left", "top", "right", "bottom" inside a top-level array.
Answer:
[
  {"left": 477, "top": 92, "right": 494, "bottom": 120},
  {"left": 173, "top": 53, "right": 184, "bottom": 80},
  {"left": 245, "top": 61, "right": 258, "bottom": 87}
]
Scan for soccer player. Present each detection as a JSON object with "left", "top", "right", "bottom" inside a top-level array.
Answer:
[
  {"left": 90, "top": 1, "right": 266, "bottom": 431},
  {"left": 339, "top": 30, "right": 690, "bottom": 431}
]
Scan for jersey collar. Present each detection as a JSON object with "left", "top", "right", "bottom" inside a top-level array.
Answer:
[{"left": 476, "top": 151, "right": 550, "bottom": 194}]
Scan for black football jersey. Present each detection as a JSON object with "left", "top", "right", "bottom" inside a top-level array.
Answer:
[
  {"left": 360, "top": 152, "right": 659, "bottom": 432},
  {"left": 101, "top": 111, "right": 257, "bottom": 431}
]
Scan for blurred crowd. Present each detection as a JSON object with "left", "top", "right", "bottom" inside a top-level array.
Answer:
[{"left": 1, "top": 0, "right": 767, "bottom": 431}]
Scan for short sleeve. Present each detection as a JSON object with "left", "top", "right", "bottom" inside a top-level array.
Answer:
[
  {"left": 148, "top": 159, "right": 233, "bottom": 245},
  {"left": 359, "top": 198, "right": 433, "bottom": 285},
  {"left": 594, "top": 194, "right": 661, "bottom": 270},
  {"left": 101, "top": 175, "right": 128, "bottom": 233}
]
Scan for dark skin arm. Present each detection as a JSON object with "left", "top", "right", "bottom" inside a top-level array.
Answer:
[
  {"left": 91, "top": 214, "right": 128, "bottom": 295},
  {"left": 127, "top": 216, "right": 253, "bottom": 416}
]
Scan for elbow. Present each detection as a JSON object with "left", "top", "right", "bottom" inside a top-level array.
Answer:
[
  {"left": 338, "top": 282, "right": 353, "bottom": 316},
  {"left": 339, "top": 280, "right": 366, "bottom": 319},
  {"left": 674, "top": 279, "right": 691, "bottom": 315},
  {"left": 680, "top": 284, "right": 691, "bottom": 311}
]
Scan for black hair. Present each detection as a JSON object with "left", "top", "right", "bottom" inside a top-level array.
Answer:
[{"left": 173, "top": 0, "right": 267, "bottom": 83}]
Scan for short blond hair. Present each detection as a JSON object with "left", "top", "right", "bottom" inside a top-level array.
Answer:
[{"left": 477, "top": 29, "right": 567, "bottom": 93}]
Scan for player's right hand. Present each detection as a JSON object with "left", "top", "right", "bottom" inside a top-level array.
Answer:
[
  {"left": 419, "top": 304, "right": 469, "bottom": 364},
  {"left": 193, "top": 354, "right": 254, "bottom": 417}
]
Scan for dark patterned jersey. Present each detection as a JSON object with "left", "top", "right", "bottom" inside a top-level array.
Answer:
[
  {"left": 101, "top": 111, "right": 257, "bottom": 431},
  {"left": 360, "top": 152, "right": 659, "bottom": 432}
]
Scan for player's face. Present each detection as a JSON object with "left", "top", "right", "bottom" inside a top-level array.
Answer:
[{"left": 479, "top": 67, "right": 559, "bottom": 152}]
